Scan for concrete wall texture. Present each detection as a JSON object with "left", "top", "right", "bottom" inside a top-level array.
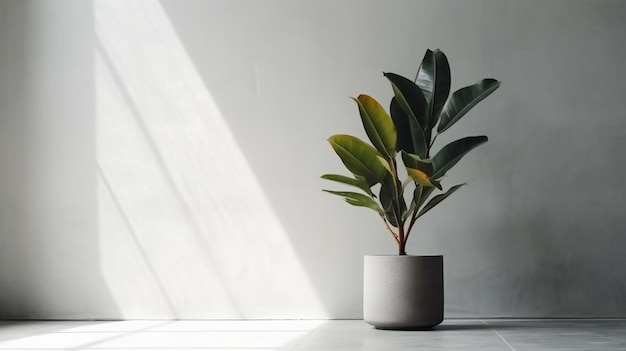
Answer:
[{"left": 1, "top": 0, "right": 625, "bottom": 319}]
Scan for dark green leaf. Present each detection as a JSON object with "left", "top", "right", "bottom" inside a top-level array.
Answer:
[
  {"left": 415, "top": 185, "right": 435, "bottom": 210},
  {"left": 379, "top": 174, "right": 406, "bottom": 228},
  {"left": 390, "top": 98, "right": 428, "bottom": 157},
  {"left": 328, "top": 134, "right": 387, "bottom": 186},
  {"left": 385, "top": 73, "right": 428, "bottom": 131},
  {"left": 385, "top": 72, "right": 431, "bottom": 154},
  {"left": 431, "top": 136, "right": 488, "bottom": 180},
  {"left": 437, "top": 78, "right": 500, "bottom": 133},
  {"left": 416, "top": 49, "right": 451, "bottom": 129},
  {"left": 416, "top": 183, "right": 465, "bottom": 219},
  {"left": 353, "top": 95, "right": 397, "bottom": 159},
  {"left": 402, "top": 184, "right": 434, "bottom": 221},
  {"left": 379, "top": 182, "right": 396, "bottom": 227},
  {"left": 402, "top": 199, "right": 416, "bottom": 221}
]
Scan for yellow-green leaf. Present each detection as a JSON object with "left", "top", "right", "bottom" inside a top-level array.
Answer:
[
  {"left": 328, "top": 134, "right": 387, "bottom": 186},
  {"left": 322, "top": 190, "right": 383, "bottom": 214},
  {"left": 321, "top": 174, "right": 372, "bottom": 196},
  {"left": 407, "top": 167, "right": 440, "bottom": 189},
  {"left": 376, "top": 155, "right": 393, "bottom": 175},
  {"left": 353, "top": 95, "right": 397, "bottom": 158}
]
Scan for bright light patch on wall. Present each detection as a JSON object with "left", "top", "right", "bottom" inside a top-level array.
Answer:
[{"left": 94, "top": 0, "right": 326, "bottom": 319}]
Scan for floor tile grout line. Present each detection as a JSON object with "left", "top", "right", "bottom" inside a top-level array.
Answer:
[{"left": 482, "top": 320, "right": 517, "bottom": 351}]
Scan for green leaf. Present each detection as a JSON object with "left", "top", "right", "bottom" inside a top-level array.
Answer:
[
  {"left": 352, "top": 95, "right": 397, "bottom": 159},
  {"left": 437, "top": 78, "right": 500, "bottom": 133},
  {"left": 415, "top": 49, "right": 451, "bottom": 129},
  {"left": 321, "top": 174, "right": 372, "bottom": 196},
  {"left": 379, "top": 183, "right": 397, "bottom": 227},
  {"left": 406, "top": 167, "right": 441, "bottom": 190},
  {"left": 379, "top": 174, "right": 406, "bottom": 228},
  {"left": 431, "top": 136, "right": 488, "bottom": 180},
  {"left": 328, "top": 134, "right": 387, "bottom": 186},
  {"left": 376, "top": 155, "right": 393, "bottom": 176},
  {"left": 401, "top": 151, "right": 441, "bottom": 190},
  {"left": 416, "top": 183, "right": 465, "bottom": 219},
  {"left": 403, "top": 184, "right": 434, "bottom": 221},
  {"left": 415, "top": 184, "right": 435, "bottom": 210},
  {"left": 322, "top": 190, "right": 383, "bottom": 214},
  {"left": 385, "top": 73, "right": 429, "bottom": 131},
  {"left": 402, "top": 199, "right": 416, "bottom": 221},
  {"left": 385, "top": 72, "right": 430, "bottom": 156},
  {"left": 401, "top": 151, "right": 434, "bottom": 176},
  {"left": 390, "top": 98, "right": 428, "bottom": 157}
]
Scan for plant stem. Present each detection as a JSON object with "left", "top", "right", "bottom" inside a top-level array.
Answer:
[
  {"left": 398, "top": 227, "right": 407, "bottom": 255},
  {"left": 404, "top": 210, "right": 419, "bottom": 246},
  {"left": 397, "top": 220, "right": 406, "bottom": 255},
  {"left": 388, "top": 158, "right": 406, "bottom": 253},
  {"left": 429, "top": 133, "right": 438, "bottom": 149}
]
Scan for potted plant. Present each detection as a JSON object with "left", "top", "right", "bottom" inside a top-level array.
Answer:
[{"left": 322, "top": 49, "right": 500, "bottom": 329}]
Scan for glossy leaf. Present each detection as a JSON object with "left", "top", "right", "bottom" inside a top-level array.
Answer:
[
  {"left": 403, "top": 184, "right": 434, "bottom": 221},
  {"left": 376, "top": 155, "right": 393, "bottom": 176},
  {"left": 407, "top": 167, "right": 441, "bottom": 190},
  {"left": 402, "top": 199, "right": 417, "bottom": 221},
  {"left": 437, "top": 79, "right": 500, "bottom": 133},
  {"left": 322, "top": 190, "right": 383, "bottom": 214},
  {"left": 385, "top": 73, "right": 429, "bottom": 130},
  {"left": 379, "top": 184, "right": 397, "bottom": 227},
  {"left": 328, "top": 134, "right": 387, "bottom": 186},
  {"left": 379, "top": 175, "right": 406, "bottom": 228},
  {"left": 385, "top": 72, "right": 431, "bottom": 154},
  {"left": 431, "top": 136, "right": 488, "bottom": 180},
  {"left": 353, "top": 95, "right": 397, "bottom": 158},
  {"left": 416, "top": 183, "right": 465, "bottom": 219},
  {"left": 415, "top": 49, "right": 451, "bottom": 129},
  {"left": 390, "top": 98, "right": 428, "bottom": 157},
  {"left": 321, "top": 174, "right": 372, "bottom": 196},
  {"left": 401, "top": 151, "right": 434, "bottom": 176},
  {"left": 321, "top": 48, "right": 500, "bottom": 252},
  {"left": 401, "top": 151, "right": 441, "bottom": 189},
  {"left": 414, "top": 185, "right": 435, "bottom": 211}
]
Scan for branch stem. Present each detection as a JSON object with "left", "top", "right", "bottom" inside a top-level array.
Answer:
[
  {"left": 404, "top": 210, "right": 419, "bottom": 245},
  {"left": 389, "top": 158, "right": 405, "bottom": 249}
]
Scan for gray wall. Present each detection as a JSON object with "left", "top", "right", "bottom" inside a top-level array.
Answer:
[
  {"left": 0, "top": 0, "right": 120, "bottom": 319},
  {"left": 1, "top": 0, "right": 625, "bottom": 319}
]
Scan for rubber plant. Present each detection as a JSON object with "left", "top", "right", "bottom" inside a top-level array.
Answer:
[{"left": 322, "top": 49, "right": 500, "bottom": 255}]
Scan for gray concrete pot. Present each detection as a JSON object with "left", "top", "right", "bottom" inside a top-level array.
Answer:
[{"left": 363, "top": 255, "right": 443, "bottom": 330}]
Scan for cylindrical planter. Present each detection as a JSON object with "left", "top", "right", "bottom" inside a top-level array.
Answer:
[{"left": 363, "top": 255, "right": 443, "bottom": 330}]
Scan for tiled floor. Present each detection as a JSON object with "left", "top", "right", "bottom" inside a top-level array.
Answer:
[{"left": 0, "top": 319, "right": 624, "bottom": 350}]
